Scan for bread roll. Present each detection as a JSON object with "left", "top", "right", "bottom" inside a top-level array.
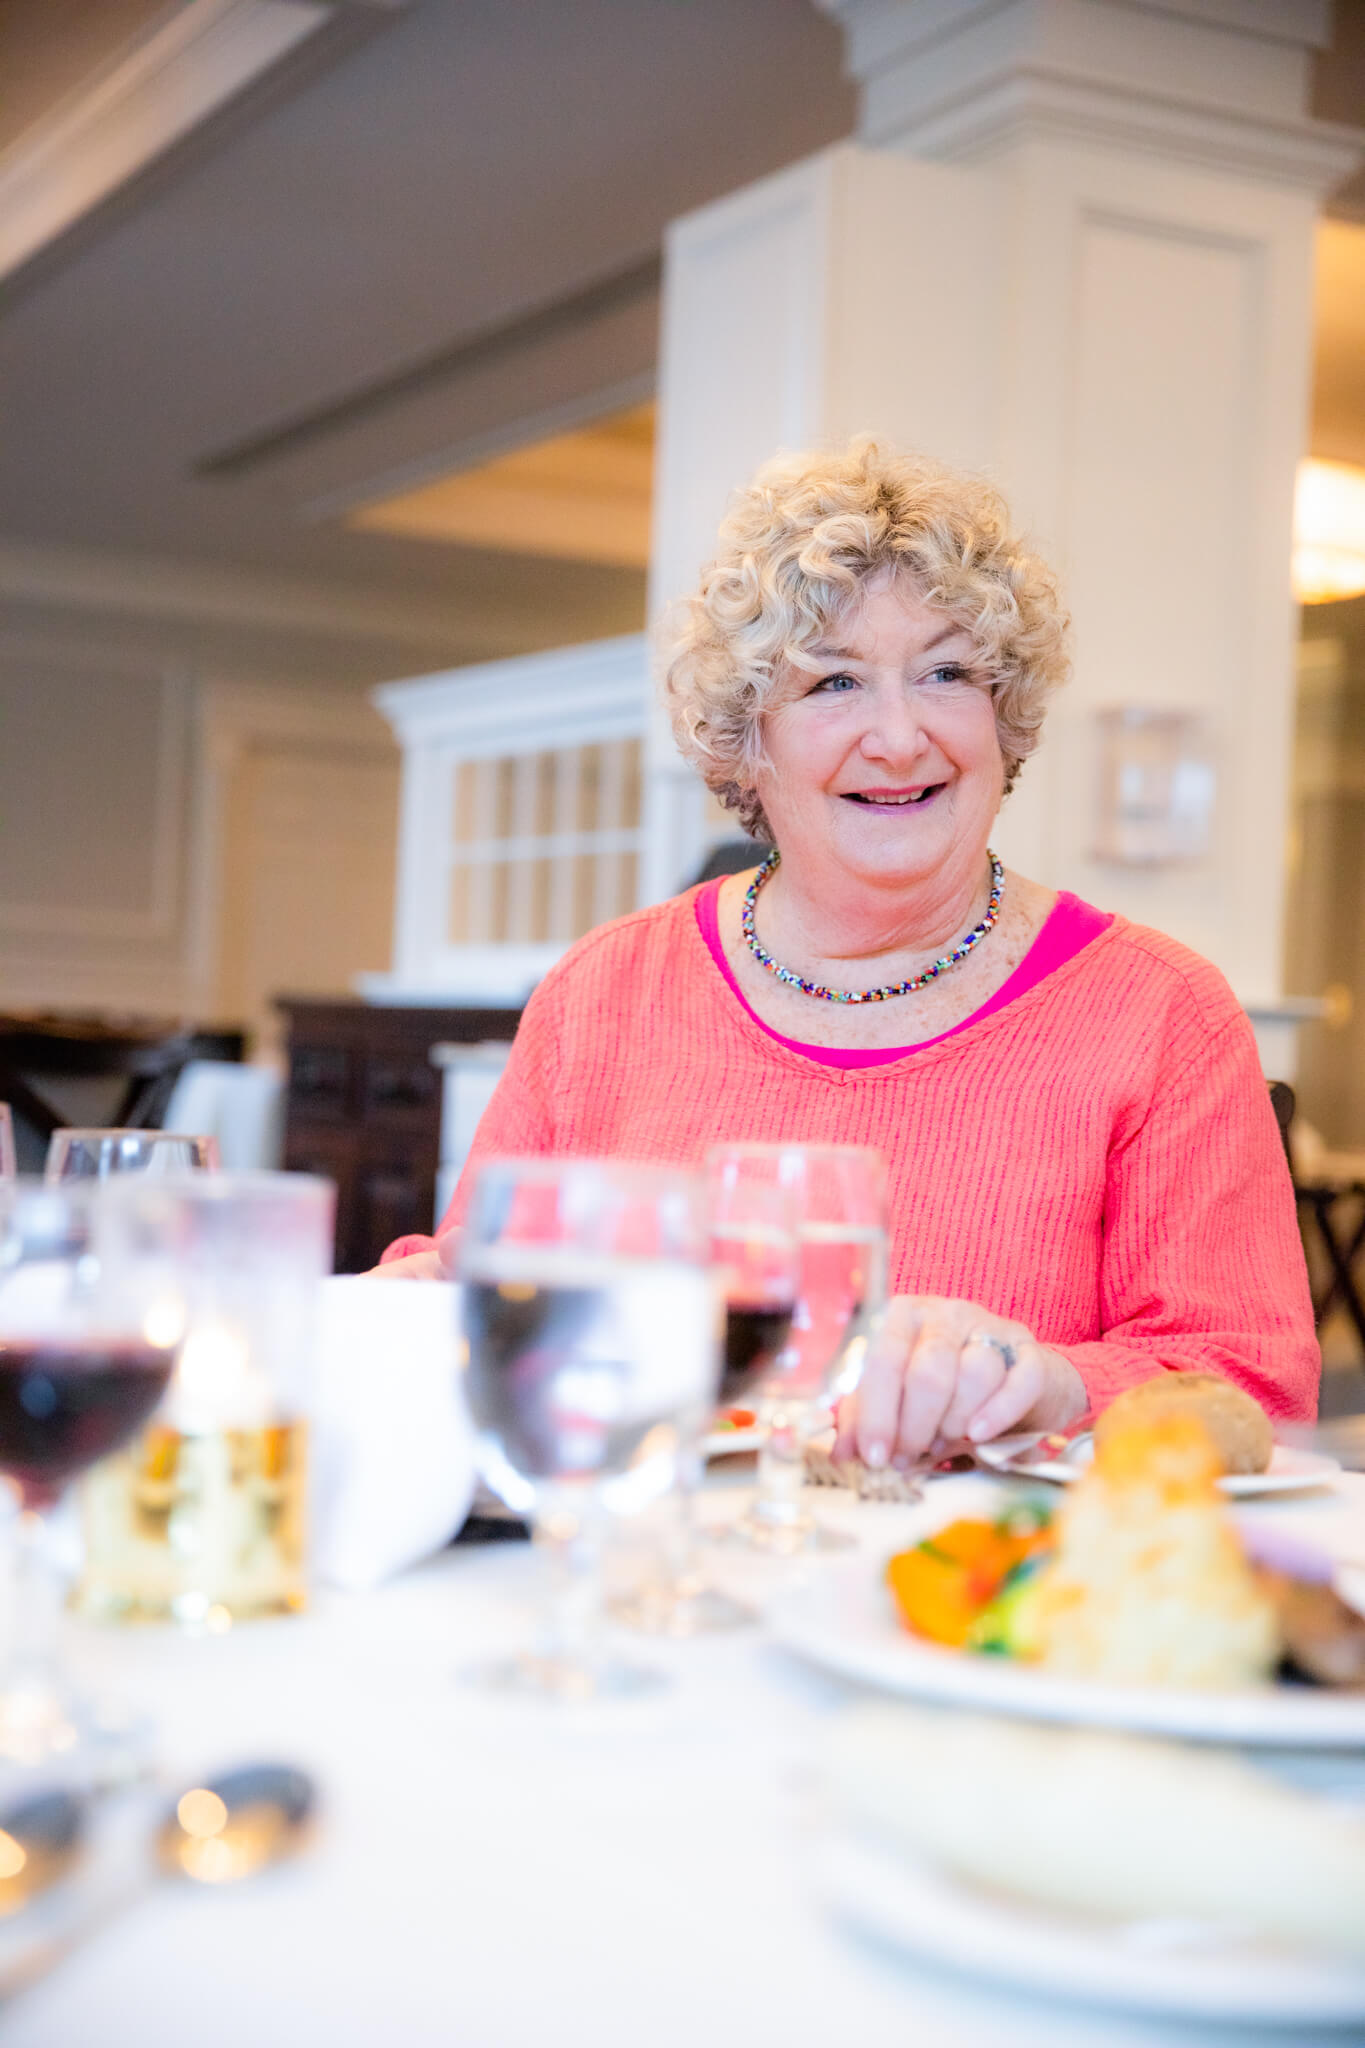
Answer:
[{"left": 1094, "top": 1374, "right": 1273, "bottom": 1475}]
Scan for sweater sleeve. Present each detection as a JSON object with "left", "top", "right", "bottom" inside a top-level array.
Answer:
[
  {"left": 377, "top": 971, "right": 562, "bottom": 1263},
  {"left": 1051, "top": 1010, "right": 1319, "bottom": 1421}
]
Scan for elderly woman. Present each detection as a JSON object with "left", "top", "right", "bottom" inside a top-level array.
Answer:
[{"left": 381, "top": 441, "right": 1319, "bottom": 1463}]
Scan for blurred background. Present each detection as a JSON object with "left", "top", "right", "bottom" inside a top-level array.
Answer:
[{"left": 0, "top": 0, "right": 1363, "bottom": 1347}]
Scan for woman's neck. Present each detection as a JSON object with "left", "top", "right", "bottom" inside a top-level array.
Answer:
[{"left": 757, "top": 848, "right": 994, "bottom": 975}]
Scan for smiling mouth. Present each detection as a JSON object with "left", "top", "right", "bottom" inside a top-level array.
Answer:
[{"left": 842, "top": 784, "right": 945, "bottom": 808}]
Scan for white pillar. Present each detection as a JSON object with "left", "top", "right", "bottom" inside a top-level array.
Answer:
[{"left": 643, "top": 0, "right": 1362, "bottom": 1008}]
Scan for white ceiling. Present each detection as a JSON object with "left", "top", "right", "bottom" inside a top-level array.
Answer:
[
  {"left": 0, "top": 0, "right": 1360, "bottom": 680},
  {"left": 0, "top": 0, "right": 854, "bottom": 671}
]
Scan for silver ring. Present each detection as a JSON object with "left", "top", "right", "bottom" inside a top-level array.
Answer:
[{"left": 968, "top": 1331, "right": 1017, "bottom": 1370}]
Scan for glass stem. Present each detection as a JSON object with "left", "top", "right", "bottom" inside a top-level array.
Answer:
[
  {"left": 8, "top": 1506, "right": 62, "bottom": 1694},
  {"left": 752, "top": 1393, "right": 814, "bottom": 1530},
  {"left": 661, "top": 1441, "right": 705, "bottom": 1599},
  {"left": 533, "top": 1483, "right": 605, "bottom": 1678}
]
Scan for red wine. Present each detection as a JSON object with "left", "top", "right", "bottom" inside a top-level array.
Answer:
[
  {"left": 0, "top": 1338, "right": 175, "bottom": 1508},
  {"left": 721, "top": 1302, "right": 794, "bottom": 1402}
]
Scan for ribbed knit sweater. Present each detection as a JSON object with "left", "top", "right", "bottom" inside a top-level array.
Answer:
[{"left": 402, "top": 888, "right": 1320, "bottom": 1421}]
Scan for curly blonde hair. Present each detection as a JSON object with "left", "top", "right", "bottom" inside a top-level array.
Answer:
[{"left": 661, "top": 440, "right": 1070, "bottom": 841}]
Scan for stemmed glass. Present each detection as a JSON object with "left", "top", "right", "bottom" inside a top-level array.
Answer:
[
  {"left": 0, "top": 1179, "right": 182, "bottom": 1764},
  {"left": 609, "top": 1154, "right": 801, "bottom": 1636},
  {"left": 46, "top": 1130, "right": 219, "bottom": 1180},
  {"left": 458, "top": 1157, "right": 719, "bottom": 1699},
  {"left": 0, "top": 1106, "right": 15, "bottom": 1181},
  {"left": 710, "top": 1143, "right": 887, "bottom": 1555}
]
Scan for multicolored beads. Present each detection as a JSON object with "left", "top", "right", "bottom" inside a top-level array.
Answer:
[{"left": 740, "top": 848, "right": 1005, "bottom": 1004}]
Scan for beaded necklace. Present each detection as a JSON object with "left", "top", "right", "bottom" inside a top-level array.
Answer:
[{"left": 739, "top": 848, "right": 1005, "bottom": 1005}]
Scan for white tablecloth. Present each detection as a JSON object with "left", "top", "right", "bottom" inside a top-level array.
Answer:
[{"left": 8, "top": 1471, "right": 1365, "bottom": 2048}]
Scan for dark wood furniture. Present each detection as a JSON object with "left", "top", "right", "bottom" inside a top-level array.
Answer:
[
  {"left": 1271, "top": 1080, "right": 1365, "bottom": 1361},
  {"left": 0, "top": 1013, "right": 244, "bottom": 1172},
  {"left": 276, "top": 997, "right": 522, "bottom": 1274}
]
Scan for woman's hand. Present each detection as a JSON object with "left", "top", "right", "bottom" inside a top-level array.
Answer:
[
  {"left": 364, "top": 1230, "right": 460, "bottom": 1282},
  {"left": 833, "top": 1294, "right": 1087, "bottom": 1468}
]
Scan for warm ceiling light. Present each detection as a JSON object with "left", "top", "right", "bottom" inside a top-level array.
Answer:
[
  {"left": 350, "top": 403, "right": 654, "bottom": 569},
  {"left": 1293, "top": 458, "right": 1365, "bottom": 604}
]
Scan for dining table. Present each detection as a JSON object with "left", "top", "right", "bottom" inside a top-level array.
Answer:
[{"left": 5, "top": 1462, "right": 1365, "bottom": 2048}]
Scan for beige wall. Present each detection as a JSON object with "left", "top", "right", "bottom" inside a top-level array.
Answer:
[
  {"left": 1287, "top": 611, "right": 1365, "bottom": 1147},
  {"left": 0, "top": 629, "right": 400, "bottom": 1051}
]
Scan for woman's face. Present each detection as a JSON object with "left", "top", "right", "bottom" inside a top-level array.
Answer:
[{"left": 753, "top": 574, "right": 1006, "bottom": 895}]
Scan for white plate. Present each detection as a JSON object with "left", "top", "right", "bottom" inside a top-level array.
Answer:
[
  {"left": 769, "top": 1559, "right": 1365, "bottom": 1747},
  {"left": 700, "top": 1426, "right": 763, "bottom": 1459},
  {"left": 976, "top": 1435, "right": 1342, "bottom": 1496},
  {"left": 818, "top": 1830, "right": 1365, "bottom": 2028}
]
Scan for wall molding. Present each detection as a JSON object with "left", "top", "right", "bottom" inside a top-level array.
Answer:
[
  {"left": 374, "top": 632, "right": 650, "bottom": 756},
  {"left": 0, "top": 538, "right": 500, "bottom": 657},
  {"left": 183, "top": 678, "right": 398, "bottom": 1015},
  {"left": 0, "top": 659, "right": 189, "bottom": 944}
]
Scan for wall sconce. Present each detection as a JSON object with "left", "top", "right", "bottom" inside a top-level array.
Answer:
[
  {"left": 1293, "top": 459, "right": 1365, "bottom": 604},
  {"left": 1093, "top": 708, "right": 1215, "bottom": 867}
]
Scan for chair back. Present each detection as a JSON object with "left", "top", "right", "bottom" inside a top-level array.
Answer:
[
  {"left": 160, "top": 1061, "right": 284, "bottom": 1171},
  {"left": 1268, "top": 1079, "right": 1296, "bottom": 1171}
]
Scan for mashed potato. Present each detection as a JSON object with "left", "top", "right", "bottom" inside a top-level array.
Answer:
[{"left": 1032, "top": 1413, "right": 1279, "bottom": 1689}]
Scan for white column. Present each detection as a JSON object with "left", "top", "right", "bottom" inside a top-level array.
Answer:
[{"left": 642, "top": 0, "right": 1362, "bottom": 1009}]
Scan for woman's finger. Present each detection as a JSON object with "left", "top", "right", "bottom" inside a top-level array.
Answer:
[
  {"left": 853, "top": 1300, "right": 923, "bottom": 1467},
  {"left": 831, "top": 1394, "right": 857, "bottom": 1463},
  {"left": 964, "top": 1341, "right": 1048, "bottom": 1441},
  {"left": 937, "top": 1329, "right": 1020, "bottom": 1442},
  {"left": 892, "top": 1322, "right": 962, "bottom": 1464},
  {"left": 367, "top": 1250, "right": 444, "bottom": 1280}
]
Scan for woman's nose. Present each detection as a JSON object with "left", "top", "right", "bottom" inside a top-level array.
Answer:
[{"left": 858, "top": 693, "right": 929, "bottom": 764}]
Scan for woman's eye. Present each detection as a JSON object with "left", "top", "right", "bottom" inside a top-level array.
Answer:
[
  {"left": 923, "top": 662, "right": 972, "bottom": 688},
  {"left": 812, "top": 671, "right": 858, "bottom": 694}
]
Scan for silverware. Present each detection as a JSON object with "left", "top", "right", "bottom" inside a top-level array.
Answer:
[
  {"left": 0, "top": 1761, "right": 316, "bottom": 1997},
  {"left": 970, "top": 1417, "right": 1095, "bottom": 1478}
]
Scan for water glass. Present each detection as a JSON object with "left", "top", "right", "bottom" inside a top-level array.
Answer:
[
  {"left": 611, "top": 1147, "right": 801, "bottom": 1635},
  {"left": 75, "top": 1172, "right": 333, "bottom": 1629},
  {"left": 46, "top": 1129, "right": 220, "bottom": 1180},
  {"left": 711, "top": 1143, "right": 887, "bottom": 1555},
  {"left": 0, "top": 1179, "right": 183, "bottom": 1764},
  {"left": 459, "top": 1156, "right": 718, "bottom": 1698}
]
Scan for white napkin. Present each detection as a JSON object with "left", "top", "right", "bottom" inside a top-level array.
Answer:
[{"left": 311, "top": 1276, "right": 476, "bottom": 1592}]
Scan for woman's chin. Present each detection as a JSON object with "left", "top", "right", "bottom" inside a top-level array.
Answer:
[{"left": 827, "top": 806, "right": 958, "bottom": 883}]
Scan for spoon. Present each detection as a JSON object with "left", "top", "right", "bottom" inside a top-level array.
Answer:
[{"left": 0, "top": 1762, "right": 316, "bottom": 1996}]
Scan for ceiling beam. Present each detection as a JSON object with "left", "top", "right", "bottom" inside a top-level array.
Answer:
[{"left": 0, "top": 0, "right": 357, "bottom": 283}]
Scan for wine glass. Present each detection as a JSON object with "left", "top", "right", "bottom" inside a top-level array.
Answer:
[
  {"left": 610, "top": 1154, "right": 801, "bottom": 1636},
  {"left": 46, "top": 1130, "right": 220, "bottom": 1180},
  {"left": 458, "top": 1157, "right": 718, "bottom": 1698},
  {"left": 0, "top": 1106, "right": 15, "bottom": 1181},
  {"left": 710, "top": 1143, "right": 887, "bottom": 1555},
  {"left": 0, "top": 1179, "right": 183, "bottom": 1764}
]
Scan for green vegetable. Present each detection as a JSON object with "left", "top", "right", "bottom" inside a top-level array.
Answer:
[{"left": 966, "top": 1551, "right": 1048, "bottom": 1657}]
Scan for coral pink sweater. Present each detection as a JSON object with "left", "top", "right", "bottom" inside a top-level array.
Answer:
[{"left": 393, "top": 889, "right": 1319, "bottom": 1420}]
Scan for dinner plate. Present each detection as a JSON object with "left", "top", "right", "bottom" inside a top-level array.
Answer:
[
  {"left": 769, "top": 1559, "right": 1365, "bottom": 1747},
  {"left": 976, "top": 1434, "right": 1342, "bottom": 1496},
  {"left": 700, "top": 1424, "right": 764, "bottom": 1459},
  {"left": 818, "top": 1830, "right": 1365, "bottom": 2027}
]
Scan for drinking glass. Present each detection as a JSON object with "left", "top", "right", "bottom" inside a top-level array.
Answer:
[
  {"left": 0, "top": 1179, "right": 183, "bottom": 1764},
  {"left": 75, "top": 1172, "right": 333, "bottom": 1628},
  {"left": 712, "top": 1143, "right": 887, "bottom": 1555},
  {"left": 46, "top": 1129, "right": 220, "bottom": 1180},
  {"left": 458, "top": 1157, "right": 718, "bottom": 1698},
  {"left": 611, "top": 1148, "right": 801, "bottom": 1635},
  {"left": 0, "top": 1106, "right": 15, "bottom": 1181}
]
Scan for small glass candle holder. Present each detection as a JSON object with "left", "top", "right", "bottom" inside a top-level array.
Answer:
[{"left": 75, "top": 1172, "right": 333, "bottom": 1629}]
